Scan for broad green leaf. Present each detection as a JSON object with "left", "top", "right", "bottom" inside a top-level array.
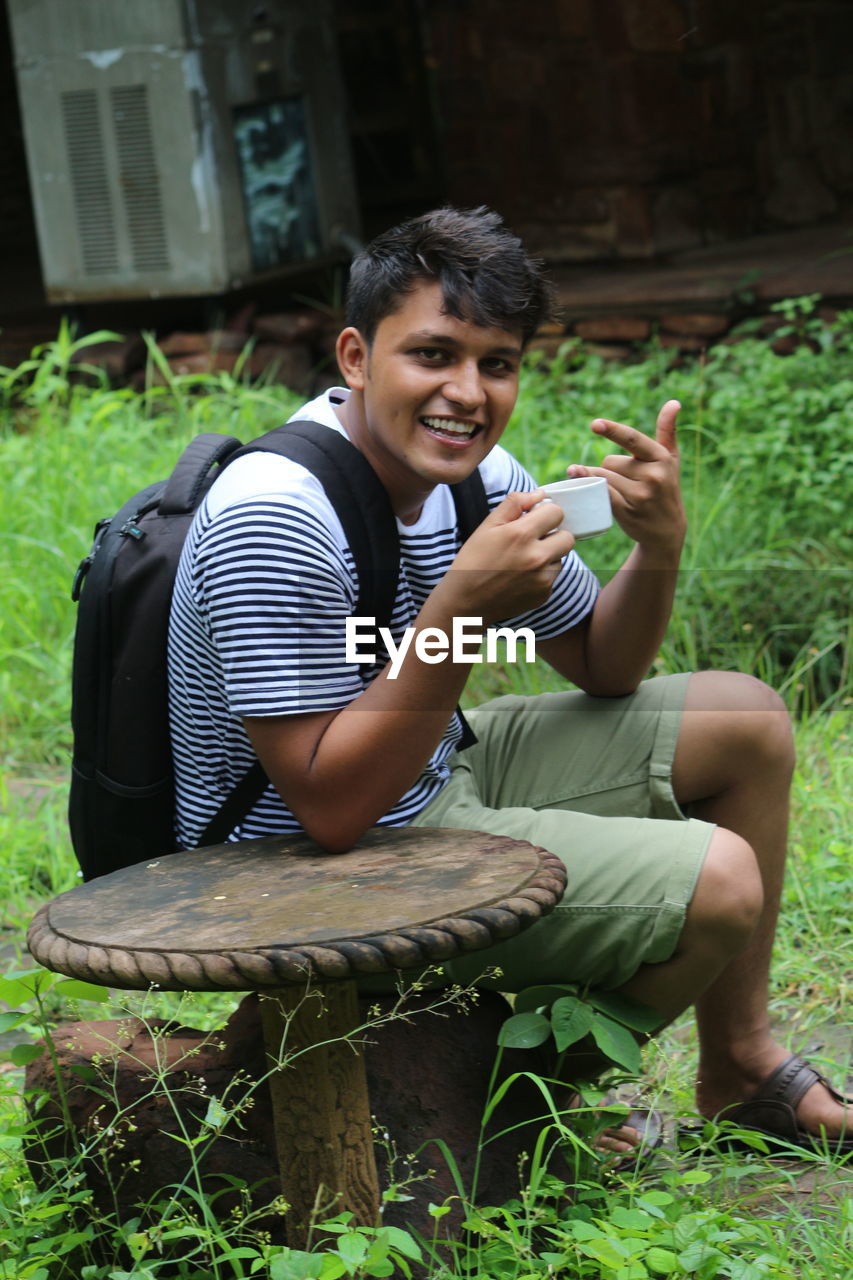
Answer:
[
  {"left": 645, "top": 1246, "right": 679, "bottom": 1275},
  {"left": 217, "top": 1248, "right": 264, "bottom": 1264},
  {"left": 335, "top": 1230, "right": 369, "bottom": 1269},
  {"left": 610, "top": 1206, "right": 657, "bottom": 1232},
  {"left": 126, "top": 1232, "right": 149, "bottom": 1261},
  {"left": 497, "top": 1010, "right": 551, "bottom": 1049},
  {"left": 726, "top": 1261, "right": 769, "bottom": 1280},
  {"left": 56, "top": 978, "right": 110, "bottom": 1003},
  {"left": 589, "top": 1013, "right": 642, "bottom": 1073},
  {"left": 585, "top": 989, "right": 662, "bottom": 1034},
  {"left": 551, "top": 995, "right": 594, "bottom": 1051},
  {"left": 379, "top": 1226, "right": 422, "bottom": 1261},
  {"left": 570, "top": 1220, "right": 606, "bottom": 1241},
  {"left": 270, "top": 1250, "right": 324, "bottom": 1280},
  {"left": 318, "top": 1256, "right": 348, "bottom": 1280},
  {"left": 616, "top": 1265, "right": 649, "bottom": 1280},
  {"left": 363, "top": 1261, "right": 394, "bottom": 1278},
  {"left": 1, "top": 967, "right": 56, "bottom": 997},
  {"left": 10, "top": 1041, "right": 45, "bottom": 1066},
  {"left": 638, "top": 1192, "right": 674, "bottom": 1211},
  {"left": 578, "top": 1236, "right": 630, "bottom": 1268},
  {"left": 0, "top": 1011, "right": 25, "bottom": 1033},
  {"left": 677, "top": 1241, "right": 725, "bottom": 1271},
  {"left": 0, "top": 978, "right": 37, "bottom": 1007},
  {"left": 513, "top": 983, "right": 579, "bottom": 1014}
]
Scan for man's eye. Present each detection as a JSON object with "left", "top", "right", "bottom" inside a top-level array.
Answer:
[
  {"left": 483, "top": 357, "right": 514, "bottom": 374},
  {"left": 413, "top": 348, "right": 447, "bottom": 363}
]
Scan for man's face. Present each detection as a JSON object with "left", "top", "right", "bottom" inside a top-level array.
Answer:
[{"left": 337, "top": 280, "right": 523, "bottom": 519}]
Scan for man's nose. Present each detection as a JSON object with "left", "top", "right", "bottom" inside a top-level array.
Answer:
[{"left": 443, "top": 361, "right": 486, "bottom": 409}]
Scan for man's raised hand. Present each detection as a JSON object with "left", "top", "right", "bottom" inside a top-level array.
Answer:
[{"left": 567, "top": 399, "right": 686, "bottom": 554}]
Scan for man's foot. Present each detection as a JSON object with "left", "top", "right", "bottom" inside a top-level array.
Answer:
[
  {"left": 698, "top": 1051, "right": 853, "bottom": 1153},
  {"left": 564, "top": 1094, "right": 663, "bottom": 1161}
]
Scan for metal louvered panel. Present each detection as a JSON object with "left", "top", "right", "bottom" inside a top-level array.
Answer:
[
  {"left": 60, "top": 90, "right": 119, "bottom": 275},
  {"left": 10, "top": 0, "right": 359, "bottom": 300},
  {"left": 110, "top": 84, "right": 170, "bottom": 273}
]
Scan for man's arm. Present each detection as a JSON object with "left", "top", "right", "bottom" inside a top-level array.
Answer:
[
  {"left": 245, "top": 491, "right": 572, "bottom": 851},
  {"left": 538, "top": 400, "right": 686, "bottom": 695}
]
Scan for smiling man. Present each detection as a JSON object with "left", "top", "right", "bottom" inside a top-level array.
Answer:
[{"left": 168, "top": 207, "right": 851, "bottom": 1158}]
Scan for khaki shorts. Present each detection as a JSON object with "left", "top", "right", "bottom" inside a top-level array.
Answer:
[{"left": 412, "top": 672, "right": 714, "bottom": 993}]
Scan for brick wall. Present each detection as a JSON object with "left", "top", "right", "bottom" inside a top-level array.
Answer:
[{"left": 425, "top": 0, "right": 853, "bottom": 259}]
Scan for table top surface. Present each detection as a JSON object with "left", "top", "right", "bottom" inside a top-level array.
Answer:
[{"left": 28, "top": 827, "right": 566, "bottom": 991}]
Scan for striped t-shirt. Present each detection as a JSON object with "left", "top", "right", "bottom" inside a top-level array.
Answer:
[{"left": 167, "top": 388, "right": 600, "bottom": 848}]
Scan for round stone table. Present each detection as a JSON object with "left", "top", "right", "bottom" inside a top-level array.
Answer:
[{"left": 28, "top": 826, "right": 565, "bottom": 1241}]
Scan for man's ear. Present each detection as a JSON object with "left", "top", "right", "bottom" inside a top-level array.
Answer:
[{"left": 336, "top": 326, "right": 369, "bottom": 390}]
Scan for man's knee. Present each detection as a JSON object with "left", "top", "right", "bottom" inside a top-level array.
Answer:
[
  {"left": 688, "top": 827, "right": 764, "bottom": 952},
  {"left": 682, "top": 671, "right": 795, "bottom": 781},
  {"left": 728, "top": 673, "right": 795, "bottom": 772}
]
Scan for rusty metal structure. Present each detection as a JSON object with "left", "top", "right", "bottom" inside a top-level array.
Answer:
[{"left": 8, "top": 0, "right": 360, "bottom": 302}]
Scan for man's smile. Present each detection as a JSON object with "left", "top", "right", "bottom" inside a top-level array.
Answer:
[{"left": 421, "top": 415, "right": 483, "bottom": 443}]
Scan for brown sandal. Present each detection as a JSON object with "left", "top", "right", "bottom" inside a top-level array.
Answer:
[{"left": 716, "top": 1054, "right": 853, "bottom": 1159}]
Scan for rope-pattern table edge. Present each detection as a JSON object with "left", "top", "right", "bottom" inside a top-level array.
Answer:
[{"left": 28, "top": 849, "right": 567, "bottom": 991}]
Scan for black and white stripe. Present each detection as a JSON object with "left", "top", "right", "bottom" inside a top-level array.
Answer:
[{"left": 167, "top": 389, "right": 600, "bottom": 848}]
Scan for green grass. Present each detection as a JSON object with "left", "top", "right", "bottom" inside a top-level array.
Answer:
[{"left": 0, "top": 324, "right": 851, "bottom": 1277}]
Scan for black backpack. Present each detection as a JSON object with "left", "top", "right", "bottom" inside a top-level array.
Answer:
[{"left": 68, "top": 420, "right": 488, "bottom": 881}]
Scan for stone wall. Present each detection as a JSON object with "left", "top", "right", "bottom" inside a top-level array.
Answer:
[{"left": 425, "top": 0, "right": 853, "bottom": 259}]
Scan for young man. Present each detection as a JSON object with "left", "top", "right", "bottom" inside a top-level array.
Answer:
[{"left": 168, "top": 207, "right": 850, "bottom": 1154}]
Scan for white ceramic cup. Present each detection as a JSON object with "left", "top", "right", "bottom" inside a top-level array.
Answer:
[{"left": 540, "top": 476, "right": 612, "bottom": 540}]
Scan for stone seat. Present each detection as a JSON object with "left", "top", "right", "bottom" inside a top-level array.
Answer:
[{"left": 28, "top": 825, "right": 565, "bottom": 1242}]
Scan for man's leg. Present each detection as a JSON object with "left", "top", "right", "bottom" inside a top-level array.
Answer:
[{"left": 618, "top": 670, "right": 849, "bottom": 1140}]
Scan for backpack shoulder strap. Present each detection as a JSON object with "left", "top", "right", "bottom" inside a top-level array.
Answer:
[
  {"left": 450, "top": 467, "right": 489, "bottom": 542},
  {"left": 229, "top": 420, "right": 399, "bottom": 630},
  {"left": 158, "top": 433, "right": 244, "bottom": 516}
]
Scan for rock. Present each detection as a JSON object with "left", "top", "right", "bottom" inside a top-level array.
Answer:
[
  {"left": 158, "top": 329, "right": 249, "bottom": 357},
  {"left": 574, "top": 315, "right": 651, "bottom": 341},
  {"left": 250, "top": 341, "right": 314, "bottom": 393},
  {"left": 659, "top": 313, "right": 731, "bottom": 337},
  {"left": 582, "top": 341, "right": 636, "bottom": 361},
  {"left": 656, "top": 333, "right": 709, "bottom": 351},
  {"left": 0, "top": 325, "right": 60, "bottom": 370},
  {"left": 526, "top": 335, "right": 570, "bottom": 360},
  {"left": 157, "top": 342, "right": 314, "bottom": 394},
  {"left": 25, "top": 990, "right": 556, "bottom": 1250},
  {"left": 253, "top": 310, "right": 327, "bottom": 345},
  {"left": 69, "top": 335, "right": 145, "bottom": 383}
]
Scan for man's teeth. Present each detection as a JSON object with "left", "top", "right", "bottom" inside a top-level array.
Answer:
[{"left": 423, "top": 417, "right": 476, "bottom": 438}]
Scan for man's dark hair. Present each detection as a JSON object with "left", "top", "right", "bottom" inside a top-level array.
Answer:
[{"left": 345, "top": 206, "right": 556, "bottom": 346}]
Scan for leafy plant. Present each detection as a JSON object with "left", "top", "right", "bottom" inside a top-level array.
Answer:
[
  {"left": 1, "top": 323, "right": 851, "bottom": 1279},
  {"left": 499, "top": 984, "right": 660, "bottom": 1077}
]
